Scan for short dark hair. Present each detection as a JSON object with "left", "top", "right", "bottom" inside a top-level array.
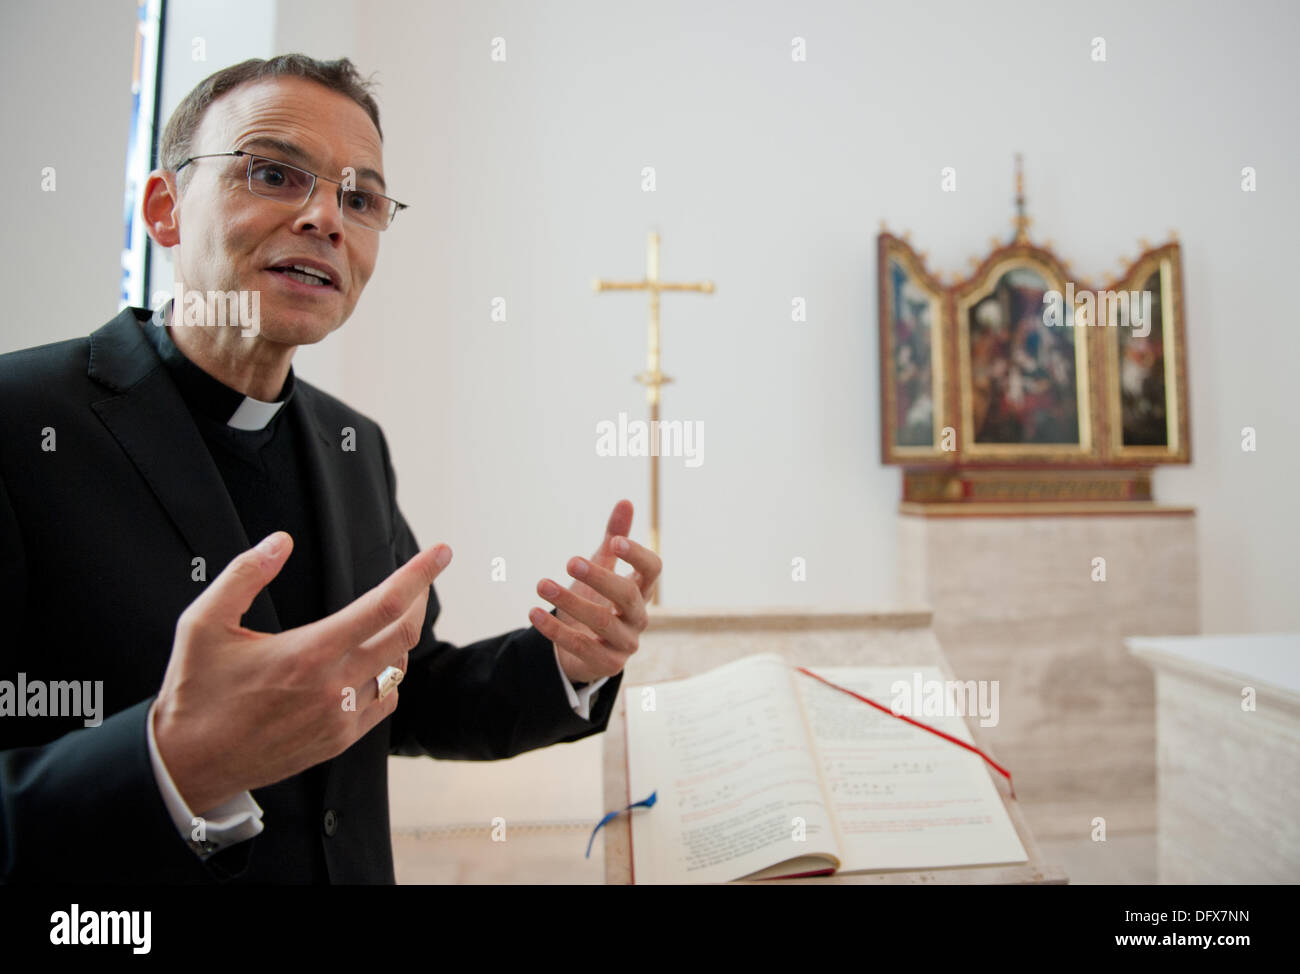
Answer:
[{"left": 159, "top": 54, "right": 383, "bottom": 185}]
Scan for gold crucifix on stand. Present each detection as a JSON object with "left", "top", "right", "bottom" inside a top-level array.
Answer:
[{"left": 593, "top": 231, "right": 714, "bottom": 605}]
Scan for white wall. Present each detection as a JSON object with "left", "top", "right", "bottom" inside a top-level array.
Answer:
[
  {"left": 4, "top": 0, "right": 1298, "bottom": 827},
  {"left": 325, "top": 0, "right": 1299, "bottom": 638},
  {"left": 2, "top": 0, "right": 138, "bottom": 354}
]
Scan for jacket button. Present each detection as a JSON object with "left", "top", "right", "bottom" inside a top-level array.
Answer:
[{"left": 323, "top": 809, "right": 339, "bottom": 837}]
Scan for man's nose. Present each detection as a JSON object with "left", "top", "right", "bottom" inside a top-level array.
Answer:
[{"left": 293, "top": 182, "right": 347, "bottom": 239}]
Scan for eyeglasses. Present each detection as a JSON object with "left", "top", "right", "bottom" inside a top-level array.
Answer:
[{"left": 174, "top": 150, "right": 408, "bottom": 231}]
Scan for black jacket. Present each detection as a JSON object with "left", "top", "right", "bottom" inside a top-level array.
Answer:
[{"left": 0, "top": 306, "right": 621, "bottom": 883}]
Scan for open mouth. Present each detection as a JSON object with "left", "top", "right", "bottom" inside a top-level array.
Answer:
[{"left": 266, "top": 263, "right": 337, "bottom": 289}]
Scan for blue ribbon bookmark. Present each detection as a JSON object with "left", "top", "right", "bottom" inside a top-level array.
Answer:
[{"left": 586, "top": 791, "right": 657, "bottom": 858}]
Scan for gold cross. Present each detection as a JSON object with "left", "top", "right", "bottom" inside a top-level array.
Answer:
[{"left": 593, "top": 231, "right": 714, "bottom": 605}]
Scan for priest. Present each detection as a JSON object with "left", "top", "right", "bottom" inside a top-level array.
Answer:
[{"left": 0, "top": 53, "right": 661, "bottom": 883}]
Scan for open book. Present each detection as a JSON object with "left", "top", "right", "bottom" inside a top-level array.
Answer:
[{"left": 624, "top": 654, "right": 1027, "bottom": 883}]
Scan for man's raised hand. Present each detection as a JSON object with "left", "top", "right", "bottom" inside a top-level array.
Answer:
[{"left": 152, "top": 531, "right": 451, "bottom": 814}]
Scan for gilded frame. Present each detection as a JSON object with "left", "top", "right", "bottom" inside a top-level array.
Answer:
[
  {"left": 1101, "top": 242, "right": 1190, "bottom": 464},
  {"left": 877, "top": 234, "right": 951, "bottom": 464},
  {"left": 952, "top": 244, "right": 1096, "bottom": 462}
]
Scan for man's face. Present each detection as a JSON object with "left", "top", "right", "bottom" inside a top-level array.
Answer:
[{"left": 164, "top": 76, "right": 387, "bottom": 347}]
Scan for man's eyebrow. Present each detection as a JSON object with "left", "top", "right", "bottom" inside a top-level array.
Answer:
[{"left": 236, "top": 136, "right": 388, "bottom": 193}]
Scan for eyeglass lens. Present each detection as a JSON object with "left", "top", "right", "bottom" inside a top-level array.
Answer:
[{"left": 246, "top": 156, "right": 393, "bottom": 230}]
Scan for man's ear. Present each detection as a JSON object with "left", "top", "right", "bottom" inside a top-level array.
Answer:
[{"left": 142, "top": 169, "right": 181, "bottom": 248}]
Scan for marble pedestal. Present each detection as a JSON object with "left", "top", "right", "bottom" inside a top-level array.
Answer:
[
  {"left": 898, "top": 507, "right": 1200, "bottom": 839},
  {"left": 1129, "top": 634, "right": 1300, "bottom": 884}
]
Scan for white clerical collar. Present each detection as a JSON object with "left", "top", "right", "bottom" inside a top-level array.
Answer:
[
  {"left": 226, "top": 396, "right": 287, "bottom": 431},
  {"left": 149, "top": 302, "right": 295, "bottom": 432}
]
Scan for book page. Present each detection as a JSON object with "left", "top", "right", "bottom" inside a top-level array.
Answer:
[
  {"left": 626, "top": 654, "right": 839, "bottom": 884},
  {"left": 794, "top": 666, "right": 1027, "bottom": 872}
]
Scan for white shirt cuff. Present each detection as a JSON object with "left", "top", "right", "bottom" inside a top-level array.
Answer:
[
  {"left": 147, "top": 699, "right": 264, "bottom": 859},
  {"left": 553, "top": 645, "right": 610, "bottom": 721}
]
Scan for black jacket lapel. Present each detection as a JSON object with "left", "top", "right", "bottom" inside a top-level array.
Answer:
[{"left": 86, "top": 309, "right": 281, "bottom": 634}]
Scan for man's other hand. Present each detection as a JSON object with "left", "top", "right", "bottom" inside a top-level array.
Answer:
[{"left": 529, "top": 499, "right": 661, "bottom": 685}]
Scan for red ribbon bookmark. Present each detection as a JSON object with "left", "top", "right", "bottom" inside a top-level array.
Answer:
[{"left": 795, "top": 666, "right": 1015, "bottom": 800}]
